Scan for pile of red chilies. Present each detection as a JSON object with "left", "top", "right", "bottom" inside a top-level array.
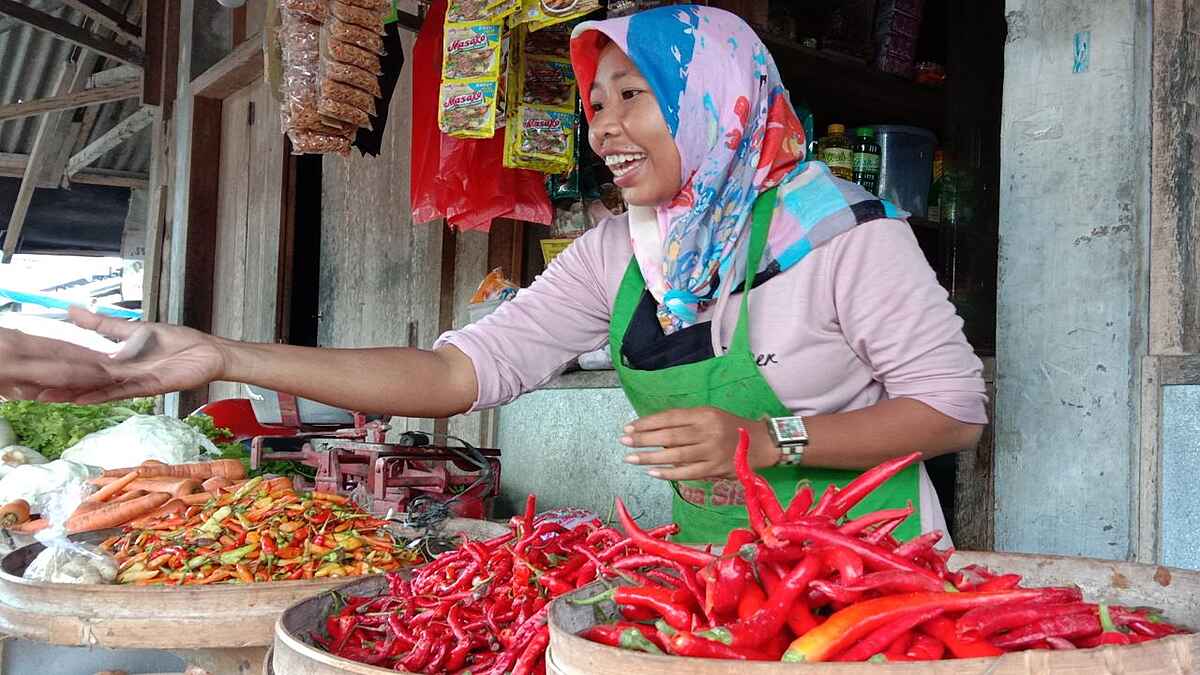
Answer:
[
  {"left": 317, "top": 493, "right": 682, "bottom": 673},
  {"left": 318, "top": 430, "right": 1189, "bottom": 672},
  {"left": 572, "top": 429, "right": 1190, "bottom": 662}
]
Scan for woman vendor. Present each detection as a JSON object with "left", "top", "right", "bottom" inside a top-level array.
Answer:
[{"left": 0, "top": 6, "right": 985, "bottom": 544}]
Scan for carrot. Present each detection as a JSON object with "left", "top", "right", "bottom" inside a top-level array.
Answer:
[
  {"left": 128, "top": 498, "right": 187, "bottom": 529},
  {"left": 137, "top": 460, "right": 246, "bottom": 481},
  {"left": 9, "top": 518, "right": 48, "bottom": 535},
  {"left": 111, "top": 489, "right": 149, "bottom": 504},
  {"left": 87, "top": 470, "right": 141, "bottom": 503},
  {"left": 0, "top": 500, "right": 31, "bottom": 528},
  {"left": 264, "top": 476, "right": 293, "bottom": 493},
  {"left": 88, "top": 476, "right": 202, "bottom": 498},
  {"left": 65, "top": 492, "right": 171, "bottom": 534},
  {"left": 201, "top": 476, "right": 231, "bottom": 494},
  {"left": 181, "top": 492, "right": 215, "bottom": 505}
]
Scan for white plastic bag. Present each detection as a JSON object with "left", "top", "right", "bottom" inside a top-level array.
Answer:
[
  {"left": 22, "top": 482, "right": 118, "bottom": 585},
  {"left": 0, "top": 460, "right": 93, "bottom": 515},
  {"left": 61, "top": 415, "right": 221, "bottom": 470},
  {"left": 0, "top": 445, "right": 49, "bottom": 479}
]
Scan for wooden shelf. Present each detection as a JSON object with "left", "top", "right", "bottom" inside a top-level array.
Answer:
[{"left": 760, "top": 33, "right": 946, "bottom": 135}]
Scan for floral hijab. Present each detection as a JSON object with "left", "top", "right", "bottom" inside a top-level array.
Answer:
[{"left": 571, "top": 6, "right": 905, "bottom": 333}]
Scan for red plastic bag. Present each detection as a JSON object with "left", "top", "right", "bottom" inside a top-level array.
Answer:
[{"left": 410, "top": 0, "right": 552, "bottom": 231}]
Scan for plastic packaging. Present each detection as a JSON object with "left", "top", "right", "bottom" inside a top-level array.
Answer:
[
  {"left": 521, "top": 55, "right": 575, "bottom": 108},
  {"left": 330, "top": 0, "right": 388, "bottom": 30},
  {"left": 22, "top": 481, "right": 118, "bottom": 585},
  {"left": 0, "top": 460, "right": 92, "bottom": 514},
  {"left": 513, "top": 0, "right": 601, "bottom": 31},
  {"left": 438, "top": 80, "right": 499, "bottom": 138},
  {"left": 516, "top": 107, "right": 574, "bottom": 162},
  {"left": 328, "top": 36, "right": 383, "bottom": 72},
  {"left": 60, "top": 415, "right": 221, "bottom": 471},
  {"left": 323, "top": 78, "right": 376, "bottom": 112},
  {"left": 320, "top": 96, "right": 372, "bottom": 126},
  {"left": 470, "top": 268, "right": 519, "bottom": 304},
  {"left": 330, "top": 18, "right": 385, "bottom": 53},
  {"left": 282, "top": 0, "right": 328, "bottom": 22},
  {"left": 324, "top": 60, "right": 382, "bottom": 96},
  {"left": 442, "top": 21, "right": 503, "bottom": 80}
]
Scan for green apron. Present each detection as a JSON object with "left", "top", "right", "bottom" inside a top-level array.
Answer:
[{"left": 610, "top": 188, "right": 921, "bottom": 544}]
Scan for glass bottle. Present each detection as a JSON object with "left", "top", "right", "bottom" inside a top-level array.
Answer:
[
  {"left": 851, "top": 126, "right": 881, "bottom": 194},
  {"left": 818, "top": 123, "right": 854, "bottom": 180}
]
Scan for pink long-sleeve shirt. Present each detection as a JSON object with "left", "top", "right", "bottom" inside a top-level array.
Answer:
[{"left": 436, "top": 213, "right": 987, "bottom": 537}]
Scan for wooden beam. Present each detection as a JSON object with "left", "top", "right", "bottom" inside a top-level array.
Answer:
[
  {"left": 66, "top": 167, "right": 147, "bottom": 188},
  {"left": 0, "top": 0, "right": 142, "bottom": 65},
  {"left": 58, "top": 0, "right": 139, "bottom": 41},
  {"left": 0, "top": 80, "right": 140, "bottom": 122},
  {"left": 0, "top": 152, "right": 146, "bottom": 187},
  {"left": 65, "top": 106, "right": 152, "bottom": 177},
  {"left": 2, "top": 61, "right": 77, "bottom": 263},
  {"left": 87, "top": 63, "right": 140, "bottom": 87},
  {"left": 141, "top": 0, "right": 164, "bottom": 107},
  {"left": 190, "top": 36, "right": 263, "bottom": 100}
]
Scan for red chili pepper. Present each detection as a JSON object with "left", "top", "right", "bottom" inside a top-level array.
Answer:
[
  {"left": 904, "top": 633, "right": 946, "bottom": 660},
  {"left": 580, "top": 622, "right": 665, "bottom": 650},
  {"left": 698, "top": 553, "right": 824, "bottom": 649},
  {"left": 809, "top": 483, "right": 838, "bottom": 517},
  {"left": 892, "top": 530, "right": 945, "bottom": 560},
  {"left": 751, "top": 473, "right": 785, "bottom": 524},
  {"left": 704, "top": 555, "right": 754, "bottom": 618},
  {"left": 1090, "top": 602, "right": 1135, "bottom": 646},
  {"left": 614, "top": 498, "right": 716, "bottom": 568},
  {"left": 783, "top": 483, "right": 814, "bottom": 521},
  {"left": 783, "top": 589, "right": 1077, "bottom": 663},
  {"left": 990, "top": 612, "right": 1103, "bottom": 650},
  {"left": 732, "top": 428, "right": 769, "bottom": 535},
  {"left": 597, "top": 523, "right": 679, "bottom": 562},
  {"left": 787, "top": 600, "right": 819, "bottom": 637},
  {"left": 972, "top": 573, "right": 1022, "bottom": 591},
  {"left": 825, "top": 452, "right": 922, "bottom": 519},
  {"left": 863, "top": 517, "right": 905, "bottom": 546},
  {"left": 736, "top": 582, "right": 766, "bottom": 620},
  {"left": 723, "top": 528, "right": 756, "bottom": 555},
  {"left": 668, "top": 631, "right": 774, "bottom": 660},
  {"left": 956, "top": 601, "right": 1094, "bottom": 638},
  {"left": 838, "top": 570, "right": 949, "bottom": 595},
  {"left": 574, "top": 585, "right": 695, "bottom": 631},
  {"left": 884, "top": 631, "right": 913, "bottom": 659},
  {"left": 511, "top": 625, "right": 549, "bottom": 675},
  {"left": 764, "top": 524, "right": 943, "bottom": 585},
  {"left": 838, "top": 503, "right": 914, "bottom": 537},
  {"left": 822, "top": 547, "right": 864, "bottom": 584},
  {"left": 836, "top": 607, "right": 945, "bottom": 662}
]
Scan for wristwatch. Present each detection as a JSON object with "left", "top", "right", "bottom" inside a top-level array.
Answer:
[{"left": 766, "top": 416, "right": 809, "bottom": 466}]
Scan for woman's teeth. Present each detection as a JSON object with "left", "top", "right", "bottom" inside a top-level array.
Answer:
[{"left": 605, "top": 152, "right": 646, "bottom": 177}]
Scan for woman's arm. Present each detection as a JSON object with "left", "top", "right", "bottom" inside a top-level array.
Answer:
[
  {"left": 622, "top": 400, "right": 981, "bottom": 479},
  {"left": 3, "top": 308, "right": 477, "bottom": 417}
]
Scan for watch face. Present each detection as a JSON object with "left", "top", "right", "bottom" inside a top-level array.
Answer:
[{"left": 772, "top": 416, "right": 807, "bottom": 442}]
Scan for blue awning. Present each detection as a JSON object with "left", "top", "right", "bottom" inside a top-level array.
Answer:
[{"left": 0, "top": 288, "right": 141, "bottom": 319}]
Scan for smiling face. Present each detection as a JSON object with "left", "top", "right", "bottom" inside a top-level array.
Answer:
[{"left": 586, "top": 42, "right": 682, "bottom": 207}]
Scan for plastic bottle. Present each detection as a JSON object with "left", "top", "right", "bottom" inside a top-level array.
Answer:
[
  {"left": 818, "top": 124, "right": 854, "bottom": 180},
  {"left": 851, "top": 127, "right": 880, "bottom": 194},
  {"left": 927, "top": 148, "right": 944, "bottom": 223}
]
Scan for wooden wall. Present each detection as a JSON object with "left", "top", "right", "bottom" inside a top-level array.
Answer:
[
  {"left": 209, "top": 78, "right": 286, "bottom": 402},
  {"left": 317, "top": 31, "right": 447, "bottom": 432},
  {"left": 1137, "top": 0, "right": 1200, "bottom": 563}
]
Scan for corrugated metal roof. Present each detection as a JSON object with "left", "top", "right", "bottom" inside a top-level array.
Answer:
[{"left": 0, "top": 0, "right": 149, "bottom": 176}]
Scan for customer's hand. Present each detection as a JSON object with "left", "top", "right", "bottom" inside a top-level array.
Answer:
[
  {"left": 619, "top": 406, "right": 781, "bottom": 480},
  {"left": 0, "top": 307, "right": 229, "bottom": 404}
]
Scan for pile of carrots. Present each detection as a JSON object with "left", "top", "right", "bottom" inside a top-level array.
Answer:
[{"left": 2, "top": 459, "right": 248, "bottom": 536}]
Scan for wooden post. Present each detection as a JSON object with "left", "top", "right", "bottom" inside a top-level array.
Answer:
[{"left": 1, "top": 61, "right": 76, "bottom": 263}]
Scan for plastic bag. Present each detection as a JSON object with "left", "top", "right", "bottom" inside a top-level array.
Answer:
[
  {"left": 60, "top": 415, "right": 221, "bottom": 471},
  {"left": 513, "top": 0, "right": 601, "bottom": 31},
  {"left": 0, "top": 460, "right": 92, "bottom": 516},
  {"left": 22, "top": 481, "right": 118, "bottom": 585},
  {"left": 411, "top": 0, "right": 553, "bottom": 230},
  {"left": 470, "top": 268, "right": 519, "bottom": 304}
]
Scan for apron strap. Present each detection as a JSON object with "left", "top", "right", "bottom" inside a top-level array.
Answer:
[{"left": 728, "top": 187, "right": 779, "bottom": 355}]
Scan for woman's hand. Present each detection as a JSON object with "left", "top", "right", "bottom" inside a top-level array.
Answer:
[
  {"left": 1, "top": 307, "right": 230, "bottom": 404},
  {"left": 620, "top": 406, "right": 780, "bottom": 480}
]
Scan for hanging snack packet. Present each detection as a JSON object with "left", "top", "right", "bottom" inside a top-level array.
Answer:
[
  {"left": 448, "top": 0, "right": 491, "bottom": 22},
  {"left": 495, "top": 30, "right": 512, "bottom": 128},
  {"left": 513, "top": 0, "right": 601, "bottom": 31},
  {"left": 521, "top": 55, "right": 575, "bottom": 109},
  {"left": 443, "top": 20, "right": 503, "bottom": 80},
  {"left": 522, "top": 19, "right": 572, "bottom": 56},
  {"left": 517, "top": 107, "right": 574, "bottom": 166},
  {"left": 439, "top": 80, "right": 499, "bottom": 138}
]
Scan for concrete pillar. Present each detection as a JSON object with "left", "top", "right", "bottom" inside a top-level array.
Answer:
[{"left": 995, "top": 0, "right": 1151, "bottom": 558}]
